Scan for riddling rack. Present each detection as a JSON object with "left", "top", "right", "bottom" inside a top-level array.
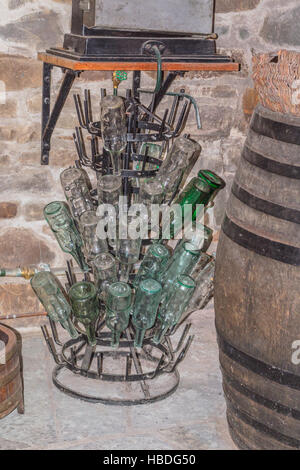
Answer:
[{"left": 36, "top": 63, "right": 217, "bottom": 405}]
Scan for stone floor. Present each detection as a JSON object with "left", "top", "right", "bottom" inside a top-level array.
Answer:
[{"left": 0, "top": 302, "right": 236, "bottom": 450}]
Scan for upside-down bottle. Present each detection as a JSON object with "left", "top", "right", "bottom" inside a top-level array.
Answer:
[
  {"left": 197, "top": 170, "right": 226, "bottom": 206},
  {"left": 105, "top": 282, "right": 132, "bottom": 348},
  {"left": 153, "top": 274, "right": 195, "bottom": 344},
  {"left": 79, "top": 210, "right": 108, "bottom": 262},
  {"left": 100, "top": 95, "right": 127, "bottom": 175},
  {"left": 188, "top": 258, "right": 215, "bottom": 311},
  {"left": 174, "top": 224, "right": 213, "bottom": 257},
  {"left": 162, "top": 178, "right": 211, "bottom": 240},
  {"left": 69, "top": 281, "right": 99, "bottom": 346},
  {"left": 132, "top": 278, "right": 162, "bottom": 348},
  {"left": 156, "top": 137, "right": 200, "bottom": 202},
  {"left": 159, "top": 242, "right": 201, "bottom": 303},
  {"left": 44, "top": 201, "right": 89, "bottom": 271},
  {"left": 133, "top": 243, "right": 170, "bottom": 287},
  {"left": 92, "top": 252, "right": 118, "bottom": 299},
  {"left": 31, "top": 271, "right": 78, "bottom": 339},
  {"left": 60, "top": 167, "right": 94, "bottom": 220}
]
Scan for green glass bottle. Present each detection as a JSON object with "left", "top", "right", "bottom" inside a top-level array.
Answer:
[
  {"left": 159, "top": 242, "right": 201, "bottom": 304},
  {"left": 197, "top": 169, "right": 225, "bottom": 205},
  {"left": 105, "top": 282, "right": 132, "bottom": 348},
  {"left": 69, "top": 281, "right": 99, "bottom": 346},
  {"left": 132, "top": 278, "right": 162, "bottom": 348},
  {"left": 44, "top": 201, "right": 89, "bottom": 271},
  {"left": 154, "top": 274, "right": 195, "bottom": 344},
  {"left": 176, "top": 178, "right": 211, "bottom": 208},
  {"left": 165, "top": 171, "right": 225, "bottom": 239},
  {"left": 31, "top": 271, "right": 78, "bottom": 339},
  {"left": 133, "top": 243, "right": 170, "bottom": 287},
  {"left": 162, "top": 178, "right": 210, "bottom": 240}
]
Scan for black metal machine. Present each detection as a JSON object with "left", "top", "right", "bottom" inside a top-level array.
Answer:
[{"left": 58, "top": 0, "right": 220, "bottom": 62}]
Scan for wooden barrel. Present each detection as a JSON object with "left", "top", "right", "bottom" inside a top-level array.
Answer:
[
  {"left": 214, "top": 104, "right": 300, "bottom": 450},
  {"left": 0, "top": 324, "right": 24, "bottom": 419}
]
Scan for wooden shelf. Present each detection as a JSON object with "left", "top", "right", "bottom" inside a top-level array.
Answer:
[{"left": 38, "top": 51, "right": 240, "bottom": 72}]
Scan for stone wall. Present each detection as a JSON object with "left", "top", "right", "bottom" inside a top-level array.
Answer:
[{"left": 0, "top": 0, "right": 299, "bottom": 323}]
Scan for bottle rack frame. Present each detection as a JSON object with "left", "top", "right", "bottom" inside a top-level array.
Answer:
[{"left": 40, "top": 67, "right": 201, "bottom": 406}]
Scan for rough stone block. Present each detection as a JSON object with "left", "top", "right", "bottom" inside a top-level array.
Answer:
[
  {"left": 21, "top": 203, "right": 44, "bottom": 222},
  {"left": 260, "top": 6, "right": 300, "bottom": 46},
  {"left": 26, "top": 94, "right": 41, "bottom": 114},
  {"left": 0, "top": 11, "right": 63, "bottom": 50},
  {"left": 8, "top": 0, "right": 37, "bottom": 8},
  {"left": 0, "top": 168, "right": 53, "bottom": 195},
  {"left": 17, "top": 124, "right": 39, "bottom": 144},
  {"left": 0, "top": 202, "right": 18, "bottom": 219},
  {"left": 0, "top": 228, "right": 55, "bottom": 268},
  {"left": 0, "top": 127, "right": 16, "bottom": 141},
  {"left": 185, "top": 105, "right": 234, "bottom": 141},
  {"left": 0, "top": 100, "right": 17, "bottom": 118},
  {"left": 216, "top": 0, "right": 260, "bottom": 13},
  {"left": 0, "top": 155, "right": 11, "bottom": 168},
  {"left": 0, "top": 54, "right": 42, "bottom": 91},
  {"left": 0, "top": 282, "right": 43, "bottom": 317}
]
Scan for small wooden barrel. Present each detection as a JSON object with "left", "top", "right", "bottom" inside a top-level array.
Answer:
[
  {"left": 215, "top": 105, "right": 300, "bottom": 450},
  {"left": 0, "top": 324, "right": 24, "bottom": 419}
]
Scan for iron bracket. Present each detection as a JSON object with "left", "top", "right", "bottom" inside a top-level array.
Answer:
[{"left": 41, "top": 66, "right": 79, "bottom": 165}]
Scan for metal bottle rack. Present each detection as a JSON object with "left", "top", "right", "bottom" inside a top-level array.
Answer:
[
  {"left": 41, "top": 263, "right": 195, "bottom": 406},
  {"left": 38, "top": 0, "right": 238, "bottom": 405},
  {"left": 39, "top": 78, "right": 198, "bottom": 404}
]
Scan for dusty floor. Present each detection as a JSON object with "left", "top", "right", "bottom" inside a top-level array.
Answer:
[{"left": 0, "top": 302, "right": 235, "bottom": 450}]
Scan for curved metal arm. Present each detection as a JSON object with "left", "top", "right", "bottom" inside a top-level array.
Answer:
[{"left": 138, "top": 89, "right": 202, "bottom": 129}]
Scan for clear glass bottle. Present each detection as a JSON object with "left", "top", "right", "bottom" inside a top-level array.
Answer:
[
  {"left": 159, "top": 137, "right": 199, "bottom": 173},
  {"left": 69, "top": 281, "right": 99, "bottom": 346},
  {"left": 116, "top": 237, "right": 142, "bottom": 282},
  {"left": 154, "top": 274, "right": 195, "bottom": 344},
  {"left": 191, "top": 252, "right": 214, "bottom": 279},
  {"left": 139, "top": 178, "right": 165, "bottom": 206},
  {"left": 97, "top": 175, "right": 122, "bottom": 250},
  {"left": 155, "top": 137, "right": 199, "bottom": 204},
  {"left": 134, "top": 243, "right": 170, "bottom": 287},
  {"left": 92, "top": 252, "right": 118, "bottom": 299},
  {"left": 132, "top": 278, "right": 162, "bottom": 348},
  {"left": 44, "top": 201, "right": 88, "bottom": 271},
  {"left": 116, "top": 215, "right": 142, "bottom": 282},
  {"left": 60, "top": 167, "right": 94, "bottom": 219},
  {"left": 31, "top": 271, "right": 78, "bottom": 338},
  {"left": 188, "top": 258, "right": 215, "bottom": 311},
  {"left": 79, "top": 211, "right": 108, "bottom": 262},
  {"left": 175, "top": 224, "right": 213, "bottom": 255},
  {"left": 157, "top": 164, "right": 184, "bottom": 203},
  {"left": 105, "top": 282, "right": 132, "bottom": 348},
  {"left": 100, "top": 95, "right": 127, "bottom": 175},
  {"left": 97, "top": 175, "right": 122, "bottom": 205}
]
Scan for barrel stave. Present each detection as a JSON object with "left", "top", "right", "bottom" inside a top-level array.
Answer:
[
  {"left": 0, "top": 325, "right": 24, "bottom": 419},
  {"left": 215, "top": 105, "right": 300, "bottom": 449}
]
